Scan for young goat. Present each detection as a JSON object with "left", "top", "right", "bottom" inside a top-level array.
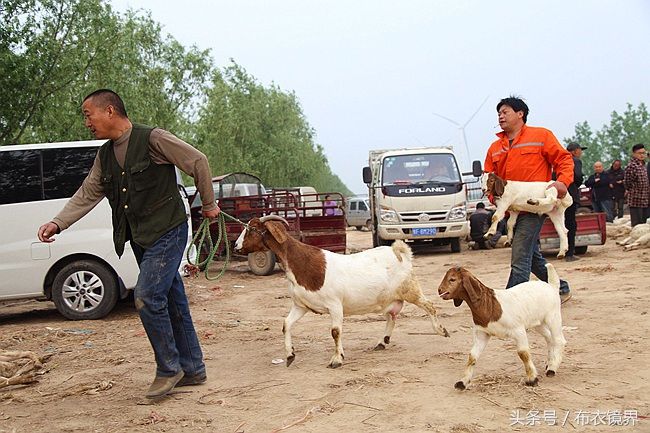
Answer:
[
  {"left": 234, "top": 215, "right": 449, "bottom": 368},
  {"left": 616, "top": 222, "right": 650, "bottom": 251},
  {"left": 437, "top": 264, "right": 566, "bottom": 389},
  {"left": 481, "top": 172, "right": 573, "bottom": 258}
]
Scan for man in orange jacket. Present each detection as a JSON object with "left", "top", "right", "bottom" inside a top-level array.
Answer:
[{"left": 484, "top": 96, "right": 574, "bottom": 303}]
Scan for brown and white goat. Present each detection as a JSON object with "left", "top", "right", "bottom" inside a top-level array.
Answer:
[
  {"left": 234, "top": 215, "right": 449, "bottom": 368},
  {"left": 482, "top": 172, "right": 573, "bottom": 258},
  {"left": 437, "top": 264, "right": 566, "bottom": 389}
]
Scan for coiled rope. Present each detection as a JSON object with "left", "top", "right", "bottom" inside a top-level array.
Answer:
[{"left": 186, "top": 211, "right": 247, "bottom": 281}]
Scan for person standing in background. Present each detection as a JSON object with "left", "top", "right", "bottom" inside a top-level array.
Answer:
[
  {"left": 608, "top": 159, "right": 626, "bottom": 219},
  {"left": 585, "top": 161, "right": 614, "bottom": 222},
  {"left": 624, "top": 144, "right": 649, "bottom": 226},
  {"left": 564, "top": 142, "right": 585, "bottom": 261}
]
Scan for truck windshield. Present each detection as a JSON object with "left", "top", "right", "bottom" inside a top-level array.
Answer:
[{"left": 382, "top": 154, "right": 461, "bottom": 185}]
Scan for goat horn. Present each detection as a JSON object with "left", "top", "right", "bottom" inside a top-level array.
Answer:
[{"left": 259, "top": 215, "right": 290, "bottom": 226}]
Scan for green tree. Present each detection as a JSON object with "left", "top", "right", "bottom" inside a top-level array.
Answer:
[{"left": 565, "top": 103, "right": 650, "bottom": 170}]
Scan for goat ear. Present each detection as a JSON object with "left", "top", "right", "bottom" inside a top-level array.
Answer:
[
  {"left": 265, "top": 221, "right": 288, "bottom": 244},
  {"left": 495, "top": 177, "right": 506, "bottom": 197},
  {"left": 462, "top": 270, "right": 481, "bottom": 304}
]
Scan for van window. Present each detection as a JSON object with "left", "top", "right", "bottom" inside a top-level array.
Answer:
[
  {"left": 350, "top": 201, "right": 357, "bottom": 211},
  {"left": 0, "top": 149, "right": 42, "bottom": 204},
  {"left": 358, "top": 200, "right": 368, "bottom": 211},
  {"left": 42, "top": 147, "right": 97, "bottom": 200}
]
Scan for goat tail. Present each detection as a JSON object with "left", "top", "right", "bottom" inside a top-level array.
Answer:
[
  {"left": 545, "top": 263, "right": 561, "bottom": 291},
  {"left": 391, "top": 239, "right": 413, "bottom": 263}
]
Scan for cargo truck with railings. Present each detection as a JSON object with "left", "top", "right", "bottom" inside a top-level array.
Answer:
[{"left": 362, "top": 147, "right": 482, "bottom": 253}]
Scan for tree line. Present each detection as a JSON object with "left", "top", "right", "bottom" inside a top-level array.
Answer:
[
  {"left": 0, "top": 0, "right": 352, "bottom": 195},
  {"left": 564, "top": 103, "right": 650, "bottom": 172}
]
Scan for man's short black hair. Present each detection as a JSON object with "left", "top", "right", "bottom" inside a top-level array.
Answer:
[
  {"left": 632, "top": 143, "right": 645, "bottom": 153},
  {"left": 497, "top": 96, "right": 529, "bottom": 123},
  {"left": 476, "top": 202, "right": 485, "bottom": 209},
  {"left": 83, "top": 89, "right": 128, "bottom": 117}
]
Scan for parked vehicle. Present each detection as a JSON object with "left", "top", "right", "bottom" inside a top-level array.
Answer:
[
  {"left": 577, "top": 184, "right": 593, "bottom": 213},
  {"left": 345, "top": 196, "right": 371, "bottom": 230},
  {"left": 539, "top": 212, "right": 606, "bottom": 254},
  {"left": 190, "top": 187, "right": 346, "bottom": 275},
  {"left": 0, "top": 140, "right": 195, "bottom": 320},
  {"left": 362, "top": 147, "right": 482, "bottom": 252}
]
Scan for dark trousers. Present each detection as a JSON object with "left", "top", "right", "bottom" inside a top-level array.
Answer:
[
  {"left": 564, "top": 202, "right": 577, "bottom": 257},
  {"left": 630, "top": 207, "right": 650, "bottom": 227},
  {"left": 506, "top": 213, "right": 570, "bottom": 295},
  {"left": 612, "top": 197, "right": 625, "bottom": 219}
]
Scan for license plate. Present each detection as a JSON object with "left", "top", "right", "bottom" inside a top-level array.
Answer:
[{"left": 412, "top": 227, "right": 437, "bottom": 236}]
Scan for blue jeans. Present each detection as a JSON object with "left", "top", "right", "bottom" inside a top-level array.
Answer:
[
  {"left": 506, "top": 213, "right": 570, "bottom": 295},
  {"left": 592, "top": 199, "right": 614, "bottom": 222},
  {"left": 131, "top": 222, "right": 205, "bottom": 378}
]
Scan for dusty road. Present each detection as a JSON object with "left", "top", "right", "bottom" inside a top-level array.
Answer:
[{"left": 1, "top": 230, "right": 648, "bottom": 432}]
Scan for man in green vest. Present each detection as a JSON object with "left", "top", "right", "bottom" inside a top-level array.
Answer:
[{"left": 38, "top": 89, "right": 220, "bottom": 398}]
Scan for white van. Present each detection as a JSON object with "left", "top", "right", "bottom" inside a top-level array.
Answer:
[
  {"left": 345, "top": 196, "right": 371, "bottom": 230},
  {"left": 0, "top": 140, "right": 194, "bottom": 320}
]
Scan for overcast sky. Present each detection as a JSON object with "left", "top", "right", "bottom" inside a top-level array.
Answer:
[{"left": 111, "top": 0, "right": 650, "bottom": 194}]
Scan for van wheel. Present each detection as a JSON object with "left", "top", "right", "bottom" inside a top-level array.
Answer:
[
  {"left": 52, "top": 260, "right": 119, "bottom": 320},
  {"left": 248, "top": 251, "right": 276, "bottom": 275},
  {"left": 355, "top": 226, "right": 363, "bottom": 230},
  {"left": 450, "top": 238, "right": 461, "bottom": 253},
  {"left": 365, "top": 220, "right": 372, "bottom": 231}
]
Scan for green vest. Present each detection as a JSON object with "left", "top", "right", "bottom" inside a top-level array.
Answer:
[{"left": 99, "top": 124, "right": 187, "bottom": 256}]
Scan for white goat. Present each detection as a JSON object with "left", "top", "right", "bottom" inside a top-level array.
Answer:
[
  {"left": 234, "top": 215, "right": 449, "bottom": 368},
  {"left": 616, "top": 222, "right": 650, "bottom": 251},
  {"left": 437, "top": 264, "right": 566, "bottom": 389},
  {"left": 481, "top": 172, "right": 573, "bottom": 258}
]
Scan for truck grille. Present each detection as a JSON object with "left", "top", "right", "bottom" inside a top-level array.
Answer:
[{"left": 399, "top": 211, "right": 448, "bottom": 223}]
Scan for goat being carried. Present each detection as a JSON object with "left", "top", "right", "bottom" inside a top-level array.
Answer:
[
  {"left": 481, "top": 172, "right": 573, "bottom": 258},
  {"left": 234, "top": 215, "right": 449, "bottom": 368}
]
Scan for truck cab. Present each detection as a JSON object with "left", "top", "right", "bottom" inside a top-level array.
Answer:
[{"left": 363, "top": 147, "right": 480, "bottom": 252}]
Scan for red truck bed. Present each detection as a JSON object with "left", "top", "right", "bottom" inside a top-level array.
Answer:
[{"left": 539, "top": 212, "right": 606, "bottom": 254}]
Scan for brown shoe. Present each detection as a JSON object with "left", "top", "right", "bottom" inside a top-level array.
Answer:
[
  {"left": 177, "top": 372, "right": 207, "bottom": 387},
  {"left": 145, "top": 370, "right": 184, "bottom": 398}
]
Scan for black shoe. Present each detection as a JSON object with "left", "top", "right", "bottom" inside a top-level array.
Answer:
[
  {"left": 176, "top": 372, "right": 207, "bottom": 387},
  {"left": 564, "top": 255, "right": 579, "bottom": 262}
]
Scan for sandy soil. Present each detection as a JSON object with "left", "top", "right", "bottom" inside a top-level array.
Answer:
[{"left": 1, "top": 230, "right": 648, "bottom": 433}]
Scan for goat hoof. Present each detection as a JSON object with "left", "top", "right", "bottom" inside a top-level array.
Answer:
[
  {"left": 527, "top": 199, "right": 539, "bottom": 206},
  {"left": 504, "top": 241, "right": 511, "bottom": 247},
  {"left": 525, "top": 377, "right": 539, "bottom": 387},
  {"left": 440, "top": 327, "right": 450, "bottom": 338},
  {"left": 374, "top": 343, "right": 386, "bottom": 351},
  {"left": 557, "top": 253, "right": 565, "bottom": 259},
  {"left": 286, "top": 354, "right": 295, "bottom": 367},
  {"left": 546, "top": 370, "right": 556, "bottom": 377},
  {"left": 454, "top": 381, "right": 466, "bottom": 390},
  {"left": 328, "top": 361, "right": 343, "bottom": 369}
]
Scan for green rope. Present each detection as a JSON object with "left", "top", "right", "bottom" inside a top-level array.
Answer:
[{"left": 187, "top": 211, "right": 247, "bottom": 281}]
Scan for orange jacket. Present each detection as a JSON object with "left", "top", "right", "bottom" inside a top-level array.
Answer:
[{"left": 484, "top": 124, "right": 574, "bottom": 187}]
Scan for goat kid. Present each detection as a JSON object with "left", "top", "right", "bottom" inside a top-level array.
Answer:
[
  {"left": 481, "top": 172, "right": 573, "bottom": 258},
  {"left": 437, "top": 264, "right": 566, "bottom": 389},
  {"left": 234, "top": 215, "right": 449, "bottom": 368},
  {"left": 616, "top": 222, "right": 650, "bottom": 251}
]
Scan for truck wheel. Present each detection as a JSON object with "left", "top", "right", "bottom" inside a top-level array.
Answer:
[
  {"left": 248, "top": 251, "right": 276, "bottom": 275},
  {"left": 574, "top": 245, "right": 588, "bottom": 255},
  {"left": 450, "top": 238, "right": 461, "bottom": 253},
  {"left": 373, "top": 230, "right": 391, "bottom": 247},
  {"left": 51, "top": 260, "right": 119, "bottom": 320}
]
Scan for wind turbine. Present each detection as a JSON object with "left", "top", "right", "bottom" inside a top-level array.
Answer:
[{"left": 432, "top": 95, "right": 490, "bottom": 169}]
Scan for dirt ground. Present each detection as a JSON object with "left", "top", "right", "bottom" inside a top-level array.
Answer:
[{"left": 1, "top": 230, "right": 649, "bottom": 433}]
